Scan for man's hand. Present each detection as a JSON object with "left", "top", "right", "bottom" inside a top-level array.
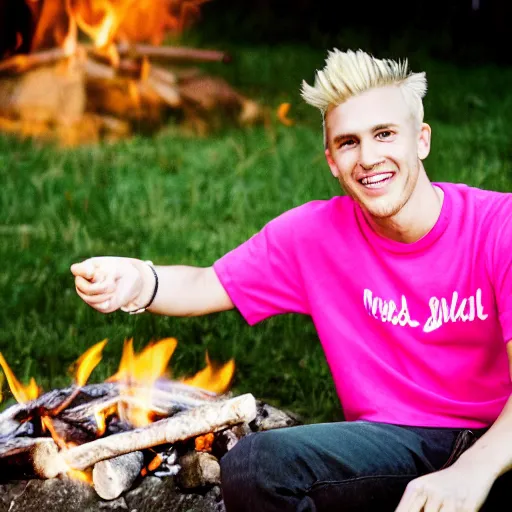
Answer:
[
  {"left": 70, "top": 257, "right": 152, "bottom": 314},
  {"left": 395, "top": 461, "right": 496, "bottom": 512}
]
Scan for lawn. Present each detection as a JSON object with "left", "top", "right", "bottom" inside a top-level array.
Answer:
[{"left": 1, "top": 37, "right": 511, "bottom": 423}]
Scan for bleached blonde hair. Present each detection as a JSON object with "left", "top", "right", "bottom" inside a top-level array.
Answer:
[{"left": 300, "top": 49, "right": 427, "bottom": 146}]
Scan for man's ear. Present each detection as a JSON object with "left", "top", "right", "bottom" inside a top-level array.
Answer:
[
  {"left": 325, "top": 148, "right": 340, "bottom": 178},
  {"left": 418, "top": 123, "right": 431, "bottom": 161}
]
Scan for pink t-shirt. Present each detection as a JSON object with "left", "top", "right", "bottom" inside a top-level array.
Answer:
[{"left": 213, "top": 182, "right": 512, "bottom": 428}]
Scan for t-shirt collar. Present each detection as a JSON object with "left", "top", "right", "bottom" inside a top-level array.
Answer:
[{"left": 353, "top": 182, "right": 452, "bottom": 254}]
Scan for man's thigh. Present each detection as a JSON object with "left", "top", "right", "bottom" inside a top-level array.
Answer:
[{"left": 221, "top": 420, "right": 464, "bottom": 512}]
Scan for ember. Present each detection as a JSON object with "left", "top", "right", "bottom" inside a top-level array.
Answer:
[
  {"left": 0, "top": 338, "right": 301, "bottom": 510},
  {"left": 0, "top": 0, "right": 264, "bottom": 146}
]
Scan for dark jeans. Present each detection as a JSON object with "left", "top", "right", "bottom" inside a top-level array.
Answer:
[{"left": 220, "top": 420, "right": 508, "bottom": 511}]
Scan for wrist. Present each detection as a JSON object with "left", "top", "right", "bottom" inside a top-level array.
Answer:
[
  {"left": 129, "top": 260, "right": 158, "bottom": 314},
  {"left": 454, "top": 445, "right": 503, "bottom": 480}
]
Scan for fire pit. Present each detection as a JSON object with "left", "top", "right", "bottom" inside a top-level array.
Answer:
[
  {"left": 0, "top": 0, "right": 265, "bottom": 146},
  {"left": 0, "top": 338, "right": 301, "bottom": 511}
]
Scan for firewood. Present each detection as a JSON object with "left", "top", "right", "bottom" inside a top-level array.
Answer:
[
  {"left": 0, "top": 62, "right": 86, "bottom": 126},
  {"left": 84, "top": 58, "right": 116, "bottom": 80},
  {"left": 144, "top": 77, "right": 181, "bottom": 108},
  {"left": 0, "top": 48, "right": 70, "bottom": 74},
  {"left": 148, "top": 65, "right": 178, "bottom": 86},
  {"left": 61, "top": 393, "right": 257, "bottom": 471},
  {"left": 59, "top": 383, "right": 220, "bottom": 434},
  {"left": 0, "top": 437, "right": 63, "bottom": 479},
  {"left": 176, "top": 451, "right": 221, "bottom": 489},
  {"left": 92, "top": 451, "right": 144, "bottom": 500},
  {"left": 116, "top": 43, "right": 231, "bottom": 64},
  {"left": 212, "top": 422, "right": 252, "bottom": 455},
  {"left": 86, "top": 75, "right": 164, "bottom": 124},
  {"left": 0, "top": 381, "right": 219, "bottom": 431},
  {"left": 86, "top": 56, "right": 179, "bottom": 87},
  {"left": 178, "top": 75, "right": 264, "bottom": 128},
  {"left": 0, "top": 43, "right": 229, "bottom": 76},
  {"left": 41, "top": 416, "right": 93, "bottom": 446},
  {"left": 252, "top": 401, "right": 302, "bottom": 431}
]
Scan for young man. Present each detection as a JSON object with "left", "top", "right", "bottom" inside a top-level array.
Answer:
[{"left": 71, "top": 49, "right": 512, "bottom": 511}]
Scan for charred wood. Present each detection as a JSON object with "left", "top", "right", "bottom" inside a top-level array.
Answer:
[
  {"left": 61, "top": 393, "right": 256, "bottom": 471},
  {"left": 251, "top": 401, "right": 302, "bottom": 431},
  {"left": 0, "top": 437, "right": 61, "bottom": 479}
]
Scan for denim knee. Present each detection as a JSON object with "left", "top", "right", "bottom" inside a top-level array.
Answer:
[
  {"left": 220, "top": 430, "right": 305, "bottom": 512},
  {"left": 220, "top": 433, "right": 256, "bottom": 511}
]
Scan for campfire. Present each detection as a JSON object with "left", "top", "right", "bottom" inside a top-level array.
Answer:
[
  {"left": 0, "top": 337, "right": 300, "bottom": 511},
  {"left": 0, "top": 0, "right": 265, "bottom": 146}
]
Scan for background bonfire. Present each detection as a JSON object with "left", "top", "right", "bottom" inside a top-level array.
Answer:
[
  {"left": 0, "top": 338, "right": 301, "bottom": 511},
  {"left": 0, "top": 0, "right": 265, "bottom": 146}
]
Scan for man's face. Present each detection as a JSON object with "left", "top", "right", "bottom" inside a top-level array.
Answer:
[{"left": 325, "top": 86, "right": 431, "bottom": 219}]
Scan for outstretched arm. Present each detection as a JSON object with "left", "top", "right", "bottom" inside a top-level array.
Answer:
[
  {"left": 71, "top": 257, "right": 234, "bottom": 316},
  {"left": 395, "top": 341, "right": 512, "bottom": 512}
]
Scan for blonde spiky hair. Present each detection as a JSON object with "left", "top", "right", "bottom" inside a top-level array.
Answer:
[{"left": 301, "top": 49, "right": 427, "bottom": 145}]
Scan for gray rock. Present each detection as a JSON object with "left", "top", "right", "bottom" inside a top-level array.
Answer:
[{"left": 0, "top": 477, "right": 225, "bottom": 512}]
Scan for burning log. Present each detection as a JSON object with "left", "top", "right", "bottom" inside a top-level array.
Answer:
[
  {"left": 0, "top": 0, "right": 265, "bottom": 145},
  {"left": 0, "top": 44, "right": 230, "bottom": 77},
  {"left": 0, "top": 381, "right": 218, "bottom": 428},
  {"left": 0, "top": 47, "right": 71, "bottom": 74},
  {"left": 0, "top": 437, "right": 60, "bottom": 479},
  {"left": 115, "top": 43, "right": 231, "bottom": 64},
  {"left": 0, "top": 341, "right": 301, "bottom": 506},
  {"left": 92, "top": 451, "right": 144, "bottom": 500},
  {"left": 60, "top": 393, "right": 257, "bottom": 471},
  {"left": 0, "top": 45, "right": 264, "bottom": 144}
]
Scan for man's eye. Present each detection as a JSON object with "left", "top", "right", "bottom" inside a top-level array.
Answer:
[
  {"left": 340, "top": 139, "right": 356, "bottom": 148},
  {"left": 377, "top": 131, "right": 392, "bottom": 139}
]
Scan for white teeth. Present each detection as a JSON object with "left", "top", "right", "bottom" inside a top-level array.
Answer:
[{"left": 361, "top": 173, "right": 394, "bottom": 186}]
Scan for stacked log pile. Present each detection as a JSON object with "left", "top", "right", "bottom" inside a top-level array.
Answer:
[
  {"left": 0, "top": 381, "right": 301, "bottom": 511},
  {"left": 0, "top": 43, "right": 266, "bottom": 146}
]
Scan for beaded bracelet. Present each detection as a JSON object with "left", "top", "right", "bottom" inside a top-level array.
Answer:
[{"left": 127, "top": 260, "right": 159, "bottom": 315}]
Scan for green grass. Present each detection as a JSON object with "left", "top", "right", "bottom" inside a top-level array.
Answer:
[{"left": 0, "top": 41, "right": 511, "bottom": 423}]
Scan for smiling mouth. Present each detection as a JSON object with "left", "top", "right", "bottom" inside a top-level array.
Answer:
[{"left": 358, "top": 172, "right": 395, "bottom": 189}]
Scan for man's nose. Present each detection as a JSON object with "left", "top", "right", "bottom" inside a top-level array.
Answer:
[{"left": 359, "top": 141, "right": 384, "bottom": 169}]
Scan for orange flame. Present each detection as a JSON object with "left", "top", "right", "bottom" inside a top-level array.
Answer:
[
  {"left": 68, "top": 0, "right": 128, "bottom": 49},
  {"left": 141, "top": 452, "right": 163, "bottom": 477},
  {"left": 195, "top": 432, "right": 214, "bottom": 452},
  {"left": 107, "top": 337, "right": 178, "bottom": 427},
  {"left": 0, "top": 337, "right": 235, "bottom": 482},
  {"left": 277, "top": 103, "right": 294, "bottom": 127},
  {"left": 22, "top": 0, "right": 209, "bottom": 53},
  {"left": 0, "top": 352, "right": 92, "bottom": 482},
  {"left": 0, "top": 353, "right": 40, "bottom": 403},
  {"left": 69, "top": 338, "right": 108, "bottom": 386},
  {"left": 181, "top": 352, "right": 235, "bottom": 394}
]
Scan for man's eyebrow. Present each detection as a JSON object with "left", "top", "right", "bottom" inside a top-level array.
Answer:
[
  {"left": 331, "top": 123, "right": 399, "bottom": 146},
  {"left": 331, "top": 132, "right": 356, "bottom": 146},
  {"left": 372, "top": 123, "right": 398, "bottom": 132}
]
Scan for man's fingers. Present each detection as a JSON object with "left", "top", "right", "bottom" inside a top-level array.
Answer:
[
  {"left": 396, "top": 486, "right": 427, "bottom": 512},
  {"left": 424, "top": 495, "right": 443, "bottom": 512},
  {"left": 74, "top": 276, "right": 116, "bottom": 296},
  {"left": 438, "top": 500, "right": 458, "bottom": 512},
  {"left": 70, "top": 260, "right": 96, "bottom": 279},
  {"left": 75, "top": 287, "right": 113, "bottom": 306}
]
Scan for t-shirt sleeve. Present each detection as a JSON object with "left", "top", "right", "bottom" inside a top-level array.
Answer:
[
  {"left": 212, "top": 209, "right": 310, "bottom": 325},
  {"left": 489, "top": 200, "right": 512, "bottom": 342}
]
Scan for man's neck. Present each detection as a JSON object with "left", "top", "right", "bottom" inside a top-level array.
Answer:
[{"left": 365, "top": 175, "right": 444, "bottom": 244}]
